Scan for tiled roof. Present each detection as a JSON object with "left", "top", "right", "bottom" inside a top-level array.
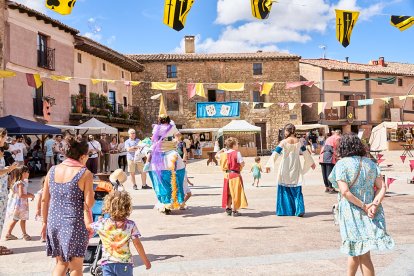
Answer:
[
  {"left": 128, "top": 52, "right": 301, "bottom": 62},
  {"left": 300, "top": 59, "right": 414, "bottom": 77},
  {"left": 75, "top": 36, "right": 144, "bottom": 72},
  {"left": 7, "top": 1, "right": 79, "bottom": 35}
]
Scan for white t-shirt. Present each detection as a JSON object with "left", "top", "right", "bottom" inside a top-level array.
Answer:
[
  {"left": 88, "top": 140, "right": 102, "bottom": 159},
  {"left": 9, "top": 142, "right": 25, "bottom": 162}
]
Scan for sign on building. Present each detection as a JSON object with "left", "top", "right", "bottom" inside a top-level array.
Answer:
[{"left": 196, "top": 102, "right": 240, "bottom": 119}]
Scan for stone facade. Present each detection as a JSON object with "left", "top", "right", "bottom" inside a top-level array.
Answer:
[{"left": 130, "top": 52, "right": 302, "bottom": 149}]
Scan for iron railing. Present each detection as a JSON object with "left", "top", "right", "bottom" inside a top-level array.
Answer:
[{"left": 38, "top": 47, "right": 55, "bottom": 70}]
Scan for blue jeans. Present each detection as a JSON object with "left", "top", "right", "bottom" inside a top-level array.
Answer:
[{"left": 102, "top": 263, "right": 133, "bottom": 276}]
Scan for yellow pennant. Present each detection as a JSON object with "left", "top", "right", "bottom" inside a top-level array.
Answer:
[
  {"left": 288, "top": 103, "right": 296, "bottom": 111},
  {"left": 251, "top": 0, "right": 273, "bottom": 20},
  {"left": 45, "top": 0, "right": 76, "bottom": 15},
  {"left": 151, "top": 82, "right": 177, "bottom": 90},
  {"left": 163, "top": 0, "right": 195, "bottom": 31},
  {"left": 381, "top": 97, "right": 391, "bottom": 103},
  {"left": 217, "top": 83, "right": 244, "bottom": 91},
  {"left": 390, "top": 16, "right": 414, "bottom": 31},
  {"left": 318, "top": 102, "right": 327, "bottom": 115},
  {"left": 335, "top": 9, "right": 360, "bottom": 48},
  {"left": 91, "top": 79, "right": 101, "bottom": 85},
  {"left": 0, "top": 70, "right": 16, "bottom": 78},
  {"left": 50, "top": 75, "right": 72, "bottom": 82},
  {"left": 332, "top": 101, "right": 347, "bottom": 107},
  {"left": 260, "top": 82, "right": 274, "bottom": 95},
  {"left": 263, "top": 103, "right": 274, "bottom": 108},
  {"left": 129, "top": 81, "right": 141, "bottom": 86},
  {"left": 399, "top": 96, "right": 407, "bottom": 100}
]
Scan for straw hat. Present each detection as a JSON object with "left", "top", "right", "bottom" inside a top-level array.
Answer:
[{"left": 109, "top": 169, "right": 127, "bottom": 184}]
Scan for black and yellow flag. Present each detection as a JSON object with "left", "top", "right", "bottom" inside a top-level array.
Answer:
[
  {"left": 45, "top": 0, "right": 76, "bottom": 15},
  {"left": 390, "top": 16, "right": 414, "bottom": 31},
  {"left": 163, "top": 0, "right": 195, "bottom": 31},
  {"left": 335, "top": 9, "right": 359, "bottom": 48},
  {"left": 251, "top": 0, "right": 273, "bottom": 20}
]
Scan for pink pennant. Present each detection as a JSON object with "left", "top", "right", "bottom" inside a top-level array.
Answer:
[
  {"left": 285, "top": 81, "right": 315, "bottom": 89},
  {"left": 377, "top": 159, "right": 385, "bottom": 164},
  {"left": 410, "top": 160, "right": 414, "bottom": 172},
  {"left": 377, "top": 154, "right": 383, "bottom": 160},
  {"left": 278, "top": 103, "right": 286, "bottom": 108},
  {"left": 400, "top": 155, "right": 406, "bottom": 163},
  {"left": 387, "top": 178, "right": 396, "bottom": 188}
]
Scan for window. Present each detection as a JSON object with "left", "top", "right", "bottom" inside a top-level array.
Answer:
[
  {"left": 166, "top": 92, "right": 179, "bottom": 111},
  {"left": 253, "top": 63, "right": 263, "bottom": 75},
  {"left": 252, "top": 91, "right": 265, "bottom": 109},
  {"left": 102, "top": 63, "right": 106, "bottom": 71},
  {"left": 123, "top": 96, "right": 127, "bottom": 107},
  {"left": 342, "top": 72, "right": 350, "bottom": 86},
  {"left": 398, "top": 78, "right": 403, "bottom": 87},
  {"left": 33, "top": 85, "right": 44, "bottom": 116},
  {"left": 121, "top": 71, "right": 125, "bottom": 79},
  {"left": 207, "top": 90, "right": 225, "bottom": 102},
  {"left": 167, "top": 65, "right": 177, "bottom": 78},
  {"left": 77, "top": 53, "right": 82, "bottom": 63},
  {"left": 37, "top": 34, "right": 55, "bottom": 70},
  {"left": 78, "top": 84, "right": 87, "bottom": 110},
  {"left": 108, "top": 91, "right": 116, "bottom": 111}
]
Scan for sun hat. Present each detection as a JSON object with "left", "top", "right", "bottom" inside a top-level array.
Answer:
[{"left": 109, "top": 169, "right": 127, "bottom": 184}]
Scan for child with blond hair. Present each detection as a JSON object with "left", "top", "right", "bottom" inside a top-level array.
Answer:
[
  {"left": 88, "top": 191, "right": 151, "bottom": 275},
  {"left": 251, "top": 157, "right": 263, "bottom": 187}
]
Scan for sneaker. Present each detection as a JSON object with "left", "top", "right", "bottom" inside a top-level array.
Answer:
[
  {"left": 133, "top": 185, "right": 138, "bottom": 190},
  {"left": 225, "top": 208, "right": 232, "bottom": 216},
  {"left": 142, "top": 185, "right": 152, "bottom": 189}
]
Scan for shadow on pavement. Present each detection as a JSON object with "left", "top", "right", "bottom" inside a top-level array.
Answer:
[
  {"left": 140, "top": 233, "right": 208, "bottom": 242},
  {"left": 304, "top": 211, "right": 332, "bottom": 218},
  {"left": 134, "top": 253, "right": 184, "bottom": 265},
  {"left": 239, "top": 211, "right": 275, "bottom": 218},
  {"left": 133, "top": 205, "right": 157, "bottom": 210},
  {"left": 181, "top": 206, "right": 225, "bottom": 218},
  {"left": 190, "top": 186, "right": 222, "bottom": 190},
  {"left": 192, "top": 193, "right": 221, "bottom": 197},
  {"left": 12, "top": 245, "right": 45, "bottom": 254},
  {"left": 233, "top": 226, "right": 283, "bottom": 230}
]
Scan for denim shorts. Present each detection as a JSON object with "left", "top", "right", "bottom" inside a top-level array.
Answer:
[{"left": 102, "top": 263, "right": 133, "bottom": 276}]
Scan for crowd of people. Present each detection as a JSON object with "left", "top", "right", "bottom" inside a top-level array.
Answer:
[{"left": 0, "top": 114, "right": 396, "bottom": 276}]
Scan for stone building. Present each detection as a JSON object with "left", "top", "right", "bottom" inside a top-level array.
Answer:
[
  {"left": 129, "top": 36, "right": 302, "bottom": 149},
  {"left": 300, "top": 57, "right": 414, "bottom": 136}
]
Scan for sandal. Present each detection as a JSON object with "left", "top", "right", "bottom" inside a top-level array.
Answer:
[
  {"left": 0, "top": 246, "right": 13, "bottom": 255},
  {"left": 225, "top": 208, "right": 232, "bottom": 216},
  {"left": 232, "top": 211, "right": 241, "bottom": 217},
  {"left": 22, "top": 234, "right": 32, "bottom": 241},
  {"left": 5, "top": 234, "right": 18, "bottom": 241}
]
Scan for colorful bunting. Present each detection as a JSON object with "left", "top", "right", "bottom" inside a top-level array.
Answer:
[
  {"left": 333, "top": 101, "right": 348, "bottom": 107},
  {"left": 251, "top": 0, "right": 273, "bottom": 20},
  {"left": 260, "top": 82, "right": 274, "bottom": 95},
  {"left": 390, "top": 16, "right": 414, "bottom": 31},
  {"left": 358, "top": 99, "right": 374, "bottom": 106},
  {"left": 377, "top": 154, "right": 383, "bottom": 160},
  {"left": 318, "top": 102, "right": 327, "bottom": 115},
  {"left": 0, "top": 70, "right": 17, "bottom": 78},
  {"left": 45, "top": 0, "right": 76, "bottom": 15},
  {"left": 163, "top": 0, "right": 195, "bottom": 31},
  {"left": 151, "top": 82, "right": 177, "bottom": 90},
  {"left": 399, "top": 96, "right": 407, "bottom": 100},
  {"left": 124, "top": 81, "right": 141, "bottom": 86},
  {"left": 187, "top": 83, "right": 206, "bottom": 99},
  {"left": 91, "top": 79, "right": 101, "bottom": 85},
  {"left": 387, "top": 177, "right": 397, "bottom": 188},
  {"left": 377, "top": 159, "right": 385, "bottom": 164},
  {"left": 50, "top": 75, "right": 72, "bottom": 82},
  {"left": 217, "top": 83, "right": 244, "bottom": 91},
  {"left": 288, "top": 103, "right": 296, "bottom": 111},
  {"left": 26, "top": 73, "right": 42, "bottom": 89},
  {"left": 335, "top": 9, "right": 360, "bottom": 48},
  {"left": 381, "top": 97, "right": 391, "bottom": 103},
  {"left": 263, "top": 103, "right": 274, "bottom": 108},
  {"left": 410, "top": 160, "right": 414, "bottom": 172},
  {"left": 278, "top": 103, "right": 286, "bottom": 108},
  {"left": 285, "top": 81, "right": 315, "bottom": 90}
]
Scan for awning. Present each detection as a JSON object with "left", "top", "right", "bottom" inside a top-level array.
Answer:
[
  {"left": 179, "top": 128, "right": 219, "bottom": 134},
  {"left": 295, "top": 124, "right": 329, "bottom": 133},
  {"left": 218, "top": 120, "right": 261, "bottom": 134},
  {"left": 78, "top": 118, "right": 118, "bottom": 135},
  {"left": 0, "top": 115, "right": 61, "bottom": 135}
]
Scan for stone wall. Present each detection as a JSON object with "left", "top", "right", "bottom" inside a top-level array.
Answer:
[{"left": 131, "top": 58, "right": 302, "bottom": 149}]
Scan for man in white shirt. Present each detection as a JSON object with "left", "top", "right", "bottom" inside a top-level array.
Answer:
[
  {"left": 86, "top": 135, "right": 101, "bottom": 174},
  {"left": 8, "top": 136, "right": 25, "bottom": 165}
]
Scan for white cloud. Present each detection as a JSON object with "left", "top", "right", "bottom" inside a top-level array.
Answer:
[
  {"left": 84, "top": 32, "right": 102, "bottom": 41},
  {"left": 179, "top": 0, "right": 388, "bottom": 54},
  {"left": 15, "top": 0, "right": 48, "bottom": 13},
  {"left": 107, "top": 35, "right": 116, "bottom": 45}
]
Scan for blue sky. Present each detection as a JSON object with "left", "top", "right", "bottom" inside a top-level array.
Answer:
[{"left": 18, "top": 0, "right": 414, "bottom": 63}]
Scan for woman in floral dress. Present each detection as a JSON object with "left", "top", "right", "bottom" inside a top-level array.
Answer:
[{"left": 329, "top": 133, "right": 394, "bottom": 276}]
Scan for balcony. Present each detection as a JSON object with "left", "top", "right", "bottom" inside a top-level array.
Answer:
[
  {"left": 69, "top": 94, "right": 142, "bottom": 127},
  {"left": 38, "top": 47, "right": 55, "bottom": 70}
]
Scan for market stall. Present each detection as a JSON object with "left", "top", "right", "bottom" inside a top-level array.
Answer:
[
  {"left": 369, "top": 121, "right": 414, "bottom": 151},
  {"left": 218, "top": 120, "right": 262, "bottom": 157},
  {"left": 179, "top": 128, "right": 219, "bottom": 159},
  {"left": 78, "top": 118, "right": 118, "bottom": 135},
  {"left": 295, "top": 123, "right": 329, "bottom": 135}
]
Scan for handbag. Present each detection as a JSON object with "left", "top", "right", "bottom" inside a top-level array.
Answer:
[{"left": 333, "top": 157, "right": 362, "bottom": 225}]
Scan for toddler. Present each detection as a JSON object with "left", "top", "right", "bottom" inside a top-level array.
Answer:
[
  {"left": 88, "top": 190, "right": 151, "bottom": 275},
  {"left": 251, "top": 157, "right": 263, "bottom": 187},
  {"left": 5, "top": 166, "right": 34, "bottom": 241}
]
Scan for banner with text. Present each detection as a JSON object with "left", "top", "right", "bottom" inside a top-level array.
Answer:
[{"left": 196, "top": 102, "right": 240, "bottom": 119}]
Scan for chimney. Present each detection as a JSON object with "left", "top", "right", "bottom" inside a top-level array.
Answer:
[
  {"left": 184, "top": 35, "right": 195, "bottom": 54},
  {"left": 378, "top": 56, "right": 385, "bottom": 67},
  {"left": 345, "top": 57, "right": 349, "bottom": 63}
]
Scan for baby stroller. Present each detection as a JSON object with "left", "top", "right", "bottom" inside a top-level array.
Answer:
[{"left": 84, "top": 170, "right": 127, "bottom": 276}]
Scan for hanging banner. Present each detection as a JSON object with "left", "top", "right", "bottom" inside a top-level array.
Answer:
[
  {"left": 333, "top": 101, "right": 347, "bottom": 107},
  {"left": 45, "top": 0, "right": 76, "bottom": 15},
  {"left": 50, "top": 75, "right": 72, "bottom": 82},
  {"left": 0, "top": 70, "right": 17, "bottom": 78},
  {"left": 263, "top": 103, "right": 274, "bottom": 108},
  {"left": 151, "top": 82, "right": 177, "bottom": 90},
  {"left": 163, "top": 0, "right": 195, "bottom": 31},
  {"left": 335, "top": 9, "right": 360, "bottom": 48},
  {"left": 358, "top": 99, "right": 374, "bottom": 106},
  {"left": 251, "top": 0, "right": 273, "bottom": 20},
  {"left": 196, "top": 102, "right": 240, "bottom": 119},
  {"left": 390, "top": 16, "right": 414, "bottom": 31},
  {"left": 217, "top": 83, "right": 244, "bottom": 91},
  {"left": 124, "top": 81, "right": 141, "bottom": 86},
  {"left": 285, "top": 81, "right": 314, "bottom": 89},
  {"left": 26, "top": 73, "right": 42, "bottom": 89},
  {"left": 288, "top": 103, "right": 296, "bottom": 111},
  {"left": 318, "top": 102, "right": 327, "bottom": 115},
  {"left": 188, "top": 83, "right": 206, "bottom": 99},
  {"left": 260, "top": 82, "right": 274, "bottom": 95}
]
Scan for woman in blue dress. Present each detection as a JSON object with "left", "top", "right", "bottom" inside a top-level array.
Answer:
[{"left": 329, "top": 133, "right": 394, "bottom": 276}]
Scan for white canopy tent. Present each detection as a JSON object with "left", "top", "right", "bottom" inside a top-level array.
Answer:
[
  {"left": 295, "top": 123, "right": 329, "bottom": 134},
  {"left": 218, "top": 120, "right": 263, "bottom": 153},
  {"left": 47, "top": 124, "right": 105, "bottom": 134},
  {"left": 78, "top": 118, "right": 118, "bottom": 135},
  {"left": 369, "top": 121, "right": 414, "bottom": 151}
]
